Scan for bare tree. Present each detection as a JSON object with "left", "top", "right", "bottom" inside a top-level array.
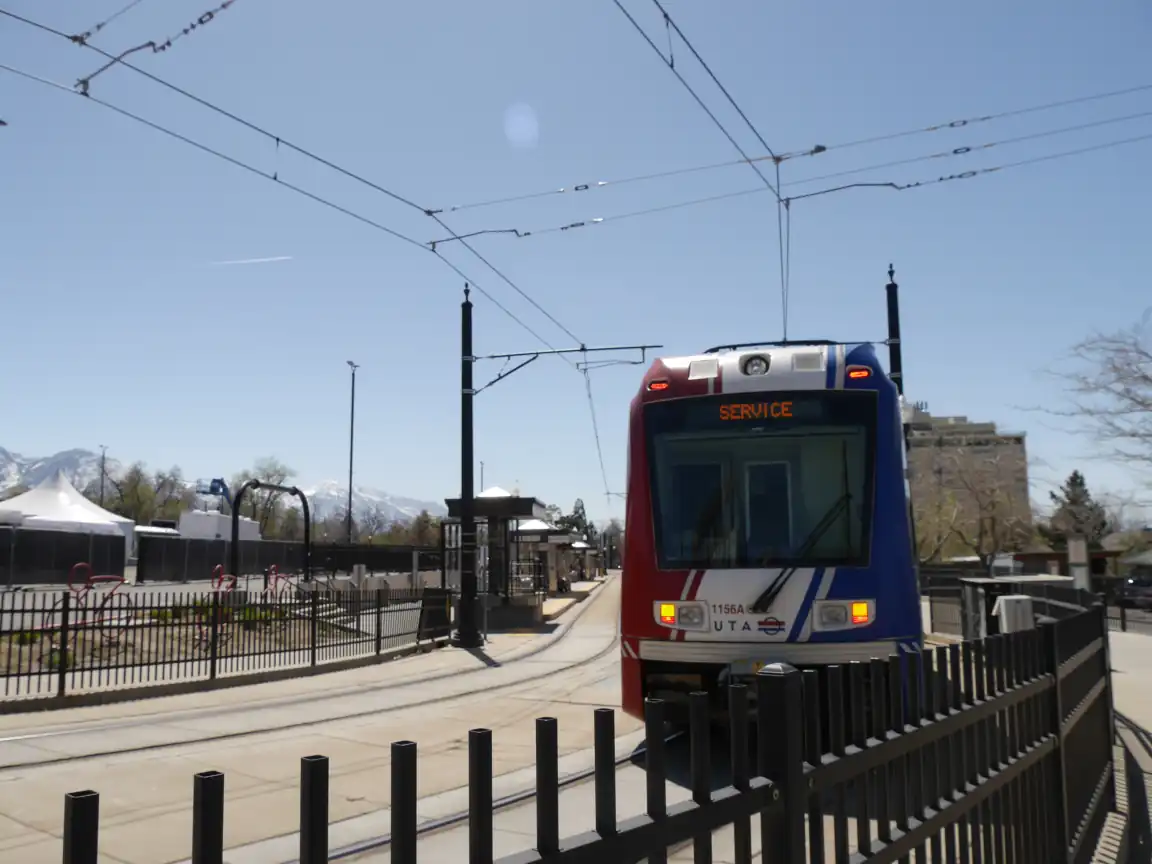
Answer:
[
  {"left": 1043, "top": 319, "right": 1152, "bottom": 471},
  {"left": 232, "top": 457, "right": 296, "bottom": 535},
  {"left": 360, "top": 505, "right": 388, "bottom": 540},
  {"left": 1098, "top": 489, "right": 1150, "bottom": 534},
  {"left": 941, "top": 448, "right": 1034, "bottom": 572},
  {"left": 913, "top": 492, "right": 962, "bottom": 564},
  {"left": 153, "top": 466, "right": 194, "bottom": 520}
]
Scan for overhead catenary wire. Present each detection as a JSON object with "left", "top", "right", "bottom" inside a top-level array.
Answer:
[
  {"left": 71, "top": 0, "right": 150, "bottom": 44},
  {"left": 610, "top": 0, "right": 790, "bottom": 334},
  {"left": 582, "top": 367, "right": 613, "bottom": 504},
  {"left": 75, "top": 0, "right": 241, "bottom": 94},
  {"left": 431, "top": 80, "right": 1152, "bottom": 215},
  {"left": 609, "top": 0, "right": 781, "bottom": 202},
  {"left": 2, "top": 52, "right": 624, "bottom": 502},
  {"left": 470, "top": 126, "right": 1152, "bottom": 241},
  {"left": 645, "top": 0, "right": 793, "bottom": 332},
  {"left": 0, "top": 61, "right": 570, "bottom": 356},
  {"left": 0, "top": 6, "right": 586, "bottom": 354}
]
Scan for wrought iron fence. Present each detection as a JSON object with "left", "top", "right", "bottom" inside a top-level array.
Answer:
[
  {"left": 0, "top": 583, "right": 453, "bottom": 702},
  {"left": 53, "top": 602, "right": 1117, "bottom": 863},
  {"left": 1007, "top": 580, "right": 1152, "bottom": 636}
]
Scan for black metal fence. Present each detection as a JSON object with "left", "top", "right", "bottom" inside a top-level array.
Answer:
[
  {"left": 0, "top": 585, "right": 453, "bottom": 702},
  {"left": 54, "top": 602, "right": 1117, "bottom": 863},
  {"left": 1011, "top": 580, "right": 1152, "bottom": 636},
  {"left": 136, "top": 536, "right": 441, "bottom": 583},
  {"left": 0, "top": 527, "right": 126, "bottom": 587}
]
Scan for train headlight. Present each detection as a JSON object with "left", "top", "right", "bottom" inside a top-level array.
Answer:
[
  {"left": 742, "top": 355, "right": 770, "bottom": 376},
  {"left": 653, "top": 600, "right": 708, "bottom": 630},
  {"left": 818, "top": 604, "right": 848, "bottom": 626},
  {"left": 814, "top": 599, "right": 874, "bottom": 630},
  {"left": 679, "top": 605, "right": 705, "bottom": 628}
]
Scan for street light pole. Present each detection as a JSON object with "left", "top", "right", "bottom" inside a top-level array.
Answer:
[
  {"left": 98, "top": 445, "right": 108, "bottom": 507},
  {"left": 346, "top": 360, "right": 359, "bottom": 545},
  {"left": 455, "top": 287, "right": 481, "bottom": 647}
]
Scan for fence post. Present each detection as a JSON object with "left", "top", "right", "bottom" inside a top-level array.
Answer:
[
  {"left": 1041, "top": 621, "right": 1071, "bottom": 864},
  {"left": 594, "top": 707, "right": 617, "bottom": 837},
  {"left": 63, "top": 789, "right": 99, "bottom": 864},
  {"left": 1095, "top": 602, "right": 1119, "bottom": 811},
  {"left": 1118, "top": 603, "right": 1127, "bottom": 632},
  {"left": 391, "top": 742, "right": 418, "bottom": 864},
  {"left": 191, "top": 771, "right": 225, "bottom": 864},
  {"left": 375, "top": 588, "right": 384, "bottom": 655},
  {"left": 57, "top": 591, "right": 71, "bottom": 698},
  {"left": 310, "top": 591, "right": 319, "bottom": 667},
  {"left": 208, "top": 591, "right": 220, "bottom": 681},
  {"left": 644, "top": 698, "right": 668, "bottom": 864},
  {"left": 469, "top": 728, "right": 494, "bottom": 864},
  {"left": 536, "top": 717, "right": 560, "bottom": 855},
  {"left": 756, "top": 662, "right": 806, "bottom": 860},
  {"left": 299, "top": 755, "right": 329, "bottom": 864},
  {"left": 689, "top": 691, "right": 712, "bottom": 860}
]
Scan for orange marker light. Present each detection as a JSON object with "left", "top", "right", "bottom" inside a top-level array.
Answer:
[
  {"left": 659, "top": 603, "right": 677, "bottom": 625},
  {"left": 648, "top": 380, "right": 670, "bottom": 391},
  {"left": 846, "top": 366, "right": 872, "bottom": 379},
  {"left": 850, "top": 601, "right": 870, "bottom": 625}
]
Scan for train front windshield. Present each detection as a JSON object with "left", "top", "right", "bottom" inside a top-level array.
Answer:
[{"left": 645, "top": 391, "right": 878, "bottom": 571}]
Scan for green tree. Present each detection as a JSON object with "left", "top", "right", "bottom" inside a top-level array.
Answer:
[
  {"left": 1039, "top": 470, "right": 1111, "bottom": 549},
  {"left": 408, "top": 510, "right": 440, "bottom": 546},
  {"left": 557, "top": 498, "right": 591, "bottom": 537}
]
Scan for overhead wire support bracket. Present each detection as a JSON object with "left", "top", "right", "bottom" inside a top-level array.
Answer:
[
  {"left": 427, "top": 228, "right": 527, "bottom": 251},
  {"left": 474, "top": 344, "right": 662, "bottom": 394}
]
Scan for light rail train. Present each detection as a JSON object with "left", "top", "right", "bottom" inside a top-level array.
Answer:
[{"left": 620, "top": 273, "right": 922, "bottom": 723}]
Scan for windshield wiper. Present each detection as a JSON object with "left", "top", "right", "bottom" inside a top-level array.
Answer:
[{"left": 749, "top": 491, "right": 851, "bottom": 614}]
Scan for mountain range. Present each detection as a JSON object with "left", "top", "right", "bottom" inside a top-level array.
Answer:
[{"left": 0, "top": 448, "right": 446, "bottom": 523}]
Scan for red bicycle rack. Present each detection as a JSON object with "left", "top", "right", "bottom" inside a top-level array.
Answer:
[{"left": 211, "top": 564, "right": 237, "bottom": 593}]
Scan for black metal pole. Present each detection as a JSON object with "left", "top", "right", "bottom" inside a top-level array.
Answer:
[
  {"left": 456, "top": 285, "right": 481, "bottom": 647},
  {"left": 884, "top": 264, "right": 904, "bottom": 398},
  {"left": 98, "top": 445, "right": 107, "bottom": 507},
  {"left": 346, "top": 361, "right": 358, "bottom": 544}
]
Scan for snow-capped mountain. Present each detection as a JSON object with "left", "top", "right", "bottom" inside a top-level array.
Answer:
[
  {"left": 287, "top": 481, "right": 446, "bottom": 523},
  {"left": 0, "top": 447, "right": 122, "bottom": 495}
]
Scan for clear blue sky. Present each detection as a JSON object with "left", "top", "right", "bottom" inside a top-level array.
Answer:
[{"left": 2, "top": 0, "right": 1150, "bottom": 521}]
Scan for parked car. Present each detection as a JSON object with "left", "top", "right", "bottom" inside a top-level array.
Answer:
[{"left": 1115, "top": 575, "right": 1152, "bottom": 609}]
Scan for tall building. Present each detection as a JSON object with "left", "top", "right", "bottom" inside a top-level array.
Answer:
[{"left": 906, "top": 408, "right": 1032, "bottom": 558}]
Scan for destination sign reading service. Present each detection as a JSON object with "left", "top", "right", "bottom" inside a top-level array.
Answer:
[
  {"left": 644, "top": 390, "right": 877, "bottom": 435},
  {"left": 719, "top": 401, "right": 793, "bottom": 421}
]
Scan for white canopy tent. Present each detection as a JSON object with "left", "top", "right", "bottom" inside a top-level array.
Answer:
[{"left": 0, "top": 471, "right": 135, "bottom": 556}]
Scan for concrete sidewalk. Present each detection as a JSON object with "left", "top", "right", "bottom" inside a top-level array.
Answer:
[{"left": 1109, "top": 630, "right": 1152, "bottom": 767}]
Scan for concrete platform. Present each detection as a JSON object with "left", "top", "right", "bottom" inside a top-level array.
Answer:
[{"left": 543, "top": 580, "right": 603, "bottom": 621}]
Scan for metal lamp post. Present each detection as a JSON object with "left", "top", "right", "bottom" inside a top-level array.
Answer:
[
  {"left": 346, "top": 361, "right": 359, "bottom": 544},
  {"left": 98, "top": 445, "right": 108, "bottom": 506}
]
